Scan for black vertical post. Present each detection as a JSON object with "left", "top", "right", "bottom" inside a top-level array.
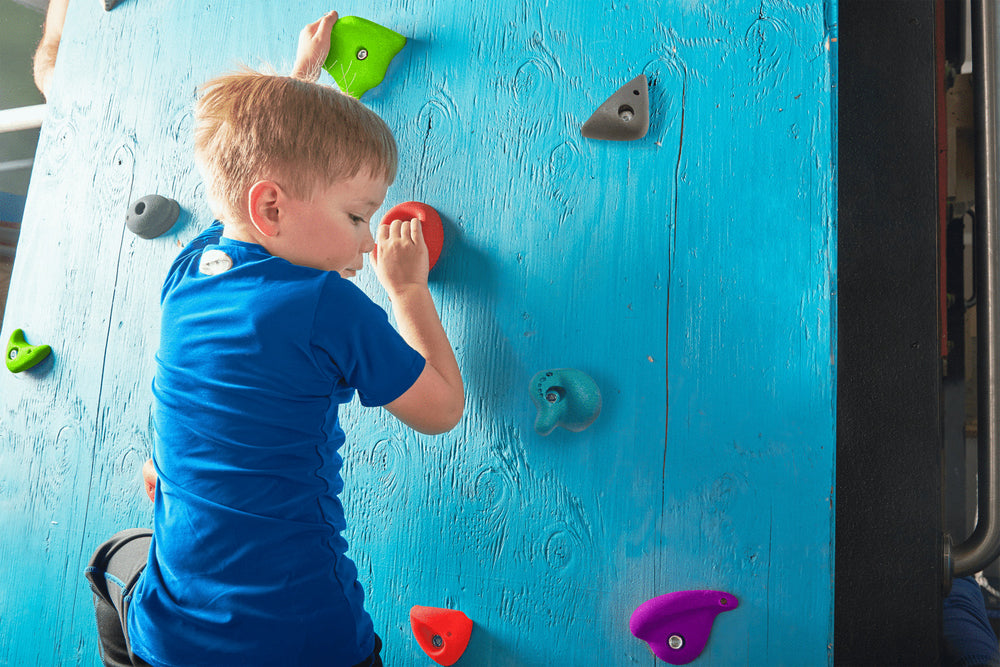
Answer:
[{"left": 836, "top": 1, "right": 944, "bottom": 664}]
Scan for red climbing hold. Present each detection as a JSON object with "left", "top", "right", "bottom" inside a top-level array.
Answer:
[
  {"left": 380, "top": 201, "right": 444, "bottom": 270},
  {"left": 409, "top": 605, "right": 473, "bottom": 666}
]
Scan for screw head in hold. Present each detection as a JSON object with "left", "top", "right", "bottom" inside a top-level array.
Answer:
[{"left": 581, "top": 74, "right": 650, "bottom": 141}]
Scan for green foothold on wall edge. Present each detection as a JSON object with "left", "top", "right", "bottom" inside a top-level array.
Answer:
[
  {"left": 323, "top": 16, "right": 407, "bottom": 99},
  {"left": 6, "top": 329, "right": 51, "bottom": 373}
]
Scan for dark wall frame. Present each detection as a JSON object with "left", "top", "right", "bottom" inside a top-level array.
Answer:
[{"left": 836, "top": 0, "right": 944, "bottom": 664}]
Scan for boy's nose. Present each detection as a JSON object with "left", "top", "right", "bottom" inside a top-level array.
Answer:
[{"left": 362, "top": 228, "right": 376, "bottom": 253}]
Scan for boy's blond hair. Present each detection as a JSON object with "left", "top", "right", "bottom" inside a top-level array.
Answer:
[{"left": 193, "top": 70, "right": 398, "bottom": 223}]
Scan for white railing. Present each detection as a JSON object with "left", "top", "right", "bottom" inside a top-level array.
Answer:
[{"left": 0, "top": 105, "right": 46, "bottom": 134}]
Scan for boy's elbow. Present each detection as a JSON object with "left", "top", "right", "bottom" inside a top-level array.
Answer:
[
  {"left": 419, "top": 394, "right": 464, "bottom": 435},
  {"left": 386, "top": 371, "right": 464, "bottom": 435},
  {"left": 444, "top": 394, "right": 466, "bottom": 430}
]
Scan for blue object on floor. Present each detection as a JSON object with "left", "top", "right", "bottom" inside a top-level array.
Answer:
[{"left": 942, "top": 577, "right": 1000, "bottom": 667}]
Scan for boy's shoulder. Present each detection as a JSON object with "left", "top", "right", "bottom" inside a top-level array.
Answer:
[
  {"left": 164, "top": 221, "right": 381, "bottom": 312},
  {"left": 167, "top": 221, "right": 224, "bottom": 274}
]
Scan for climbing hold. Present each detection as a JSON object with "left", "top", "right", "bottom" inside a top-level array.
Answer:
[
  {"left": 323, "top": 16, "right": 407, "bottom": 98},
  {"left": 103, "top": 0, "right": 120, "bottom": 10},
  {"left": 410, "top": 606, "right": 473, "bottom": 666},
  {"left": 629, "top": 590, "right": 739, "bottom": 665},
  {"left": 381, "top": 201, "right": 444, "bottom": 270},
  {"left": 126, "top": 195, "right": 180, "bottom": 239},
  {"left": 6, "top": 329, "right": 51, "bottom": 373},
  {"left": 581, "top": 74, "right": 650, "bottom": 141},
  {"left": 529, "top": 368, "right": 601, "bottom": 436}
]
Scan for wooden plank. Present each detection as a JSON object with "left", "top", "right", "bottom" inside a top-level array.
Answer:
[{"left": 0, "top": 0, "right": 836, "bottom": 664}]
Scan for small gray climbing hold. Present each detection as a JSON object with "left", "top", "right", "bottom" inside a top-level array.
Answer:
[
  {"left": 581, "top": 74, "right": 650, "bottom": 142},
  {"left": 104, "top": 0, "right": 120, "bottom": 10},
  {"left": 126, "top": 195, "right": 180, "bottom": 239}
]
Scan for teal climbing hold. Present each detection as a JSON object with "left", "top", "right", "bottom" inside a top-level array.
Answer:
[
  {"left": 529, "top": 368, "right": 602, "bottom": 436},
  {"left": 6, "top": 329, "right": 51, "bottom": 373},
  {"left": 323, "top": 16, "right": 406, "bottom": 98}
]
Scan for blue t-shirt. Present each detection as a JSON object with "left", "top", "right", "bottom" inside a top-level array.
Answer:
[{"left": 129, "top": 223, "right": 425, "bottom": 666}]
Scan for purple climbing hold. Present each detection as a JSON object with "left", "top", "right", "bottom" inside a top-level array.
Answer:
[{"left": 629, "top": 590, "right": 738, "bottom": 664}]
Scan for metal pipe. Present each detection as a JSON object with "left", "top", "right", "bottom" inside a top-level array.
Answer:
[
  {"left": 0, "top": 104, "right": 46, "bottom": 134},
  {"left": 952, "top": 0, "right": 1000, "bottom": 577}
]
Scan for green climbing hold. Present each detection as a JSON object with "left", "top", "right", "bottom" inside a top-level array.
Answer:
[
  {"left": 6, "top": 328, "right": 51, "bottom": 373},
  {"left": 323, "top": 16, "right": 406, "bottom": 99}
]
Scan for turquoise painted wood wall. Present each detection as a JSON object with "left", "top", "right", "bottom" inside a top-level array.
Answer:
[{"left": 0, "top": 0, "right": 837, "bottom": 664}]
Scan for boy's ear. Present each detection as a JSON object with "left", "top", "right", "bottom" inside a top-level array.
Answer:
[{"left": 247, "top": 180, "right": 283, "bottom": 237}]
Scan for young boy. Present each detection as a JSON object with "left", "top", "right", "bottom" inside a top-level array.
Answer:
[{"left": 84, "top": 12, "right": 463, "bottom": 666}]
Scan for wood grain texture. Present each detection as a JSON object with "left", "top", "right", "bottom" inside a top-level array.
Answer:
[{"left": 0, "top": 0, "right": 836, "bottom": 664}]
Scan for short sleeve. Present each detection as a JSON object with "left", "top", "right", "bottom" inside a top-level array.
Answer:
[{"left": 312, "top": 276, "right": 425, "bottom": 407}]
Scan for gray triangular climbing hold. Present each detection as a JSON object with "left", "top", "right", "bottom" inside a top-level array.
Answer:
[
  {"left": 581, "top": 74, "right": 649, "bottom": 142},
  {"left": 103, "top": 0, "right": 120, "bottom": 10}
]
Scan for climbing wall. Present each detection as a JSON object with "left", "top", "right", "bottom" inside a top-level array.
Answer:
[{"left": 0, "top": 1, "right": 837, "bottom": 665}]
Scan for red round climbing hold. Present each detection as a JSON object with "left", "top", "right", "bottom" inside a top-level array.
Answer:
[
  {"left": 380, "top": 201, "right": 444, "bottom": 270},
  {"left": 410, "top": 605, "right": 473, "bottom": 666}
]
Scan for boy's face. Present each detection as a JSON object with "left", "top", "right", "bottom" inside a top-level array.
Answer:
[{"left": 277, "top": 171, "right": 388, "bottom": 276}]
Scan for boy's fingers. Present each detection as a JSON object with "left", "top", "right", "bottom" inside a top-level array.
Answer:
[
  {"left": 409, "top": 217, "right": 423, "bottom": 243},
  {"left": 302, "top": 11, "right": 335, "bottom": 43},
  {"left": 310, "top": 10, "right": 336, "bottom": 30},
  {"left": 306, "top": 15, "right": 325, "bottom": 35},
  {"left": 381, "top": 219, "right": 427, "bottom": 247},
  {"left": 377, "top": 222, "right": 392, "bottom": 242}
]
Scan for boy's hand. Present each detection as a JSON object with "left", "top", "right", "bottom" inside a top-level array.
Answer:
[
  {"left": 372, "top": 218, "right": 430, "bottom": 300},
  {"left": 143, "top": 458, "right": 157, "bottom": 503},
  {"left": 292, "top": 11, "right": 338, "bottom": 82}
]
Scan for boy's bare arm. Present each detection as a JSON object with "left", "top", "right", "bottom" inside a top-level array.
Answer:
[
  {"left": 143, "top": 458, "right": 157, "bottom": 503},
  {"left": 374, "top": 219, "right": 464, "bottom": 434},
  {"left": 33, "top": 0, "right": 70, "bottom": 98}
]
